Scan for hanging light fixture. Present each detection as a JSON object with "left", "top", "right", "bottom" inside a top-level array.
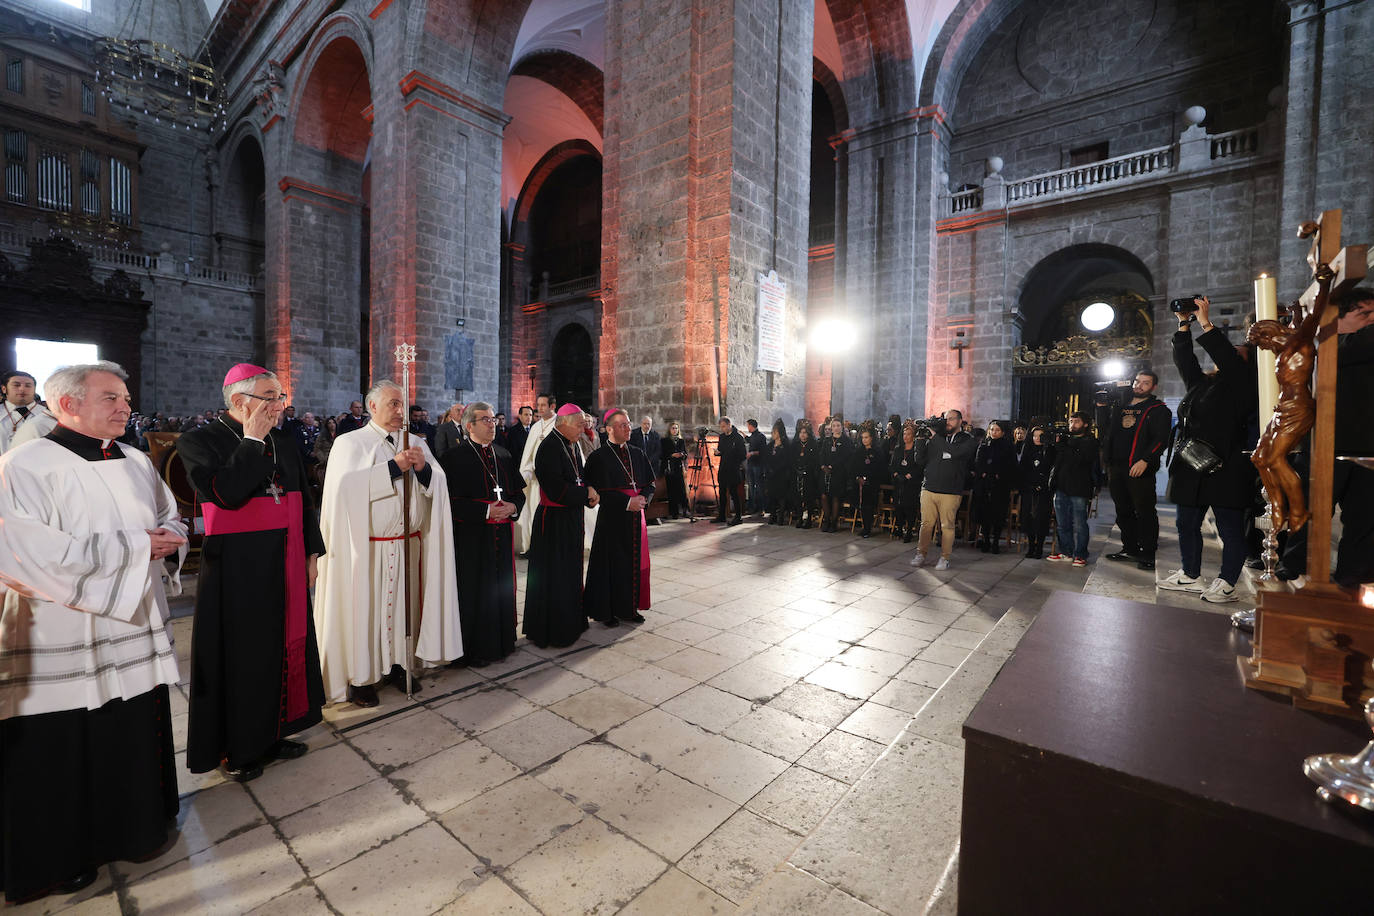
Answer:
[{"left": 93, "top": 32, "right": 226, "bottom": 134}]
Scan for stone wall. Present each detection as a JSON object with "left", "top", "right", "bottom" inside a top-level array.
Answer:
[{"left": 947, "top": 0, "right": 1285, "bottom": 187}]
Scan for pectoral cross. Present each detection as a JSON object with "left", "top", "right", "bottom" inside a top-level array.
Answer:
[
  {"left": 492, "top": 482, "right": 504, "bottom": 503},
  {"left": 267, "top": 480, "right": 284, "bottom": 504}
]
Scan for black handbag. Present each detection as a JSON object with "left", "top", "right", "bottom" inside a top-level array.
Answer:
[{"left": 1174, "top": 435, "right": 1223, "bottom": 475}]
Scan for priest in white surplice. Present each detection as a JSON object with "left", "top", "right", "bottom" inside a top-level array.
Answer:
[
  {"left": 1, "top": 370, "right": 57, "bottom": 453},
  {"left": 314, "top": 380, "right": 461, "bottom": 707},
  {"left": 515, "top": 393, "right": 559, "bottom": 555},
  {"left": 0, "top": 361, "right": 184, "bottom": 902}
]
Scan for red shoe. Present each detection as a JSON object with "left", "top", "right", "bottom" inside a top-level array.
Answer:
[{"left": 1046, "top": 553, "right": 1069, "bottom": 562}]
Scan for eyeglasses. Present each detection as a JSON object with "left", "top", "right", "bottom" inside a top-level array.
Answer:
[
  {"left": 243, "top": 393, "right": 288, "bottom": 404},
  {"left": 472, "top": 416, "right": 498, "bottom": 426}
]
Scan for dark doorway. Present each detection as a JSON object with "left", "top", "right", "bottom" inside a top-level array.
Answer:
[
  {"left": 551, "top": 323, "right": 593, "bottom": 411},
  {"left": 1013, "top": 244, "right": 1154, "bottom": 424}
]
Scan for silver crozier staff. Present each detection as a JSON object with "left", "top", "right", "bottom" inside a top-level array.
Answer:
[{"left": 394, "top": 341, "right": 419, "bottom": 699}]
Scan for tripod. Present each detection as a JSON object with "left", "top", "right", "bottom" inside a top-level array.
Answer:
[{"left": 686, "top": 434, "right": 717, "bottom": 523}]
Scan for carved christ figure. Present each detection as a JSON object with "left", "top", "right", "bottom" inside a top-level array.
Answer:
[{"left": 1247, "top": 304, "right": 1322, "bottom": 533}]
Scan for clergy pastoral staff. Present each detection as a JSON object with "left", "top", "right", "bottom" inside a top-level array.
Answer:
[
  {"left": 314, "top": 379, "right": 462, "bottom": 707},
  {"left": 582, "top": 408, "right": 655, "bottom": 627},
  {"left": 0, "top": 361, "right": 185, "bottom": 902},
  {"left": 523, "top": 403, "right": 600, "bottom": 648},
  {"left": 438, "top": 401, "right": 525, "bottom": 667},
  {"left": 515, "top": 392, "right": 559, "bottom": 554},
  {"left": 176, "top": 363, "right": 327, "bottom": 783},
  {"left": 0, "top": 369, "right": 57, "bottom": 452}
]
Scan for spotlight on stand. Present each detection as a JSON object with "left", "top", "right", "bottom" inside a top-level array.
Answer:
[
  {"left": 1099, "top": 359, "right": 1126, "bottom": 380},
  {"left": 1081, "top": 301, "right": 1115, "bottom": 332}
]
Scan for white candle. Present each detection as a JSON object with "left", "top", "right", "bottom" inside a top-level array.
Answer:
[{"left": 1254, "top": 274, "right": 1279, "bottom": 434}]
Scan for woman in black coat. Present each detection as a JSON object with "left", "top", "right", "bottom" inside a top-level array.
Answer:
[
  {"left": 1017, "top": 426, "right": 1055, "bottom": 558},
  {"left": 971, "top": 421, "right": 1017, "bottom": 552},
  {"left": 1161, "top": 296, "right": 1259, "bottom": 601},
  {"left": 792, "top": 422, "right": 822, "bottom": 528},
  {"left": 889, "top": 422, "right": 923, "bottom": 543},
  {"left": 662, "top": 421, "right": 690, "bottom": 519},
  {"left": 853, "top": 427, "right": 887, "bottom": 537},
  {"left": 818, "top": 417, "right": 852, "bottom": 533},
  {"left": 764, "top": 420, "right": 793, "bottom": 524}
]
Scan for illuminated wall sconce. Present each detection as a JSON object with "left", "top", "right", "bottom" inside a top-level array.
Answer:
[{"left": 951, "top": 330, "right": 971, "bottom": 369}]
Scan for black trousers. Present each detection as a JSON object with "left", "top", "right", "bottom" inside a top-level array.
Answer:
[
  {"left": 1108, "top": 462, "right": 1160, "bottom": 556},
  {"left": 1281, "top": 462, "right": 1374, "bottom": 587},
  {"left": 665, "top": 472, "right": 689, "bottom": 517},
  {"left": 717, "top": 478, "right": 745, "bottom": 519},
  {"left": 1021, "top": 489, "right": 1053, "bottom": 545}
]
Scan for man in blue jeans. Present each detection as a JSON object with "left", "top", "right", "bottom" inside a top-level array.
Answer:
[{"left": 1047, "top": 412, "right": 1099, "bottom": 567}]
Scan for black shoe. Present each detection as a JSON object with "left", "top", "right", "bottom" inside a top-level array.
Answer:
[
  {"left": 1105, "top": 550, "right": 1137, "bottom": 562},
  {"left": 54, "top": 871, "right": 98, "bottom": 895},
  {"left": 601, "top": 617, "right": 621, "bottom": 628},
  {"left": 800, "top": 519, "right": 812, "bottom": 529},
  {"left": 348, "top": 684, "right": 379, "bottom": 708},
  {"left": 860, "top": 529, "right": 871, "bottom": 538},
  {"left": 623, "top": 612, "right": 646, "bottom": 623},
  {"left": 903, "top": 532, "right": 913, "bottom": 544},
  {"left": 727, "top": 517, "right": 743, "bottom": 526},
  {"left": 1137, "top": 557, "right": 1156, "bottom": 571},
  {"left": 269, "top": 739, "right": 308, "bottom": 761},
  {"left": 991, "top": 543, "right": 1000, "bottom": 554},
  {"left": 468, "top": 657, "right": 492, "bottom": 668},
  {"left": 222, "top": 762, "right": 264, "bottom": 783},
  {"left": 712, "top": 516, "right": 728, "bottom": 524},
  {"left": 387, "top": 668, "right": 421, "bottom": 693},
  {"left": 1244, "top": 557, "right": 1264, "bottom": 570}
]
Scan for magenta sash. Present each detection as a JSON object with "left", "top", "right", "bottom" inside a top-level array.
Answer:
[
  {"left": 613, "top": 488, "right": 651, "bottom": 609},
  {"left": 202, "top": 493, "right": 309, "bottom": 724}
]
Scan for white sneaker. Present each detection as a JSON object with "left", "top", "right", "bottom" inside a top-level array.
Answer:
[
  {"left": 909, "top": 552, "right": 926, "bottom": 567},
  {"left": 935, "top": 557, "right": 951, "bottom": 571},
  {"left": 1158, "top": 569, "right": 1204, "bottom": 593},
  {"left": 1200, "top": 578, "right": 1239, "bottom": 603}
]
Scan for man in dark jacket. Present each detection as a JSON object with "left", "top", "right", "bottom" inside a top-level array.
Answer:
[
  {"left": 507, "top": 405, "right": 534, "bottom": 463},
  {"left": 1047, "top": 412, "right": 1100, "bottom": 565},
  {"left": 432, "top": 402, "right": 464, "bottom": 459},
  {"left": 743, "top": 419, "right": 767, "bottom": 513},
  {"left": 1100, "top": 369, "right": 1172, "bottom": 569},
  {"left": 911, "top": 409, "right": 978, "bottom": 570},
  {"left": 1159, "top": 297, "right": 1258, "bottom": 602},
  {"left": 715, "top": 416, "right": 748, "bottom": 525}
]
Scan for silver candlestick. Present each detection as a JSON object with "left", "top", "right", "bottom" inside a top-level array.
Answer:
[{"left": 1304, "top": 696, "right": 1374, "bottom": 812}]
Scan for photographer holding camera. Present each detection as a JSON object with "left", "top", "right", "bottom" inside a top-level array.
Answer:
[
  {"left": 1099, "top": 366, "right": 1171, "bottom": 570},
  {"left": 1157, "top": 296, "right": 1258, "bottom": 602}
]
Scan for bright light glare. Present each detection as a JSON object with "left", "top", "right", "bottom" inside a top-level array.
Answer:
[
  {"left": 1081, "top": 301, "right": 1115, "bottom": 331},
  {"left": 54, "top": 0, "right": 91, "bottom": 10},
  {"left": 1099, "top": 359, "right": 1126, "bottom": 379},
  {"left": 14, "top": 338, "right": 100, "bottom": 400},
  {"left": 811, "top": 318, "right": 858, "bottom": 354}
]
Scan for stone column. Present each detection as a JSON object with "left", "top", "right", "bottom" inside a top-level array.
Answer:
[
  {"left": 366, "top": 70, "right": 509, "bottom": 412},
  {"left": 1279, "top": 0, "right": 1374, "bottom": 299},
  {"left": 833, "top": 114, "right": 922, "bottom": 420},
  {"left": 601, "top": 0, "right": 813, "bottom": 428}
]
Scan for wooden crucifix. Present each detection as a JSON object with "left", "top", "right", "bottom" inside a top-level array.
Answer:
[{"left": 1291, "top": 210, "right": 1366, "bottom": 591}]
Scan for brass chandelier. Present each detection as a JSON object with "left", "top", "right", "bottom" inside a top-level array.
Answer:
[{"left": 92, "top": 0, "right": 226, "bottom": 133}]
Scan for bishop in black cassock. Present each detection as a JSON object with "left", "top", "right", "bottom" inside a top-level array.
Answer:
[
  {"left": 439, "top": 404, "right": 525, "bottom": 666},
  {"left": 177, "top": 365, "right": 325, "bottom": 782},
  {"left": 522, "top": 407, "right": 597, "bottom": 648},
  {"left": 583, "top": 409, "right": 654, "bottom": 626}
]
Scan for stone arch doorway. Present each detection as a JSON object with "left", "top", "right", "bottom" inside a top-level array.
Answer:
[
  {"left": 1012, "top": 243, "right": 1155, "bottom": 424},
  {"left": 551, "top": 323, "right": 594, "bottom": 412}
]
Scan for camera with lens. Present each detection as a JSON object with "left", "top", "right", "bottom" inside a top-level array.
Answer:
[
  {"left": 1170, "top": 295, "right": 1203, "bottom": 314},
  {"left": 695, "top": 426, "right": 709, "bottom": 444}
]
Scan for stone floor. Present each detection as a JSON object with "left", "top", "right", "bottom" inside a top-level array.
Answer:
[{"left": 19, "top": 501, "right": 1248, "bottom": 915}]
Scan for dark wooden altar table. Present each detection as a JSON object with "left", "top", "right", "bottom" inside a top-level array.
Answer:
[{"left": 960, "top": 591, "right": 1374, "bottom": 913}]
